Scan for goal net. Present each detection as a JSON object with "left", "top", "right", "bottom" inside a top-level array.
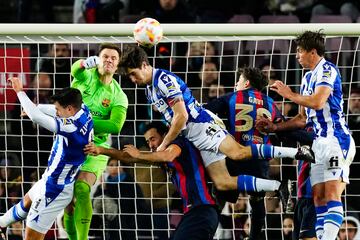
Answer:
[{"left": 0, "top": 24, "right": 359, "bottom": 240}]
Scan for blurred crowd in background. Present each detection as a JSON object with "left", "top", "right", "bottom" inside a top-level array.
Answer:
[
  {"left": 0, "top": 0, "right": 360, "bottom": 239},
  {"left": 0, "top": 0, "right": 360, "bottom": 24}
]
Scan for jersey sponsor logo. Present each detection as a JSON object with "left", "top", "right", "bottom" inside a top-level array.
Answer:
[
  {"left": 328, "top": 156, "right": 341, "bottom": 170},
  {"left": 102, "top": 98, "right": 111, "bottom": 107},
  {"left": 154, "top": 99, "right": 168, "bottom": 112},
  {"left": 90, "top": 110, "right": 103, "bottom": 117}
]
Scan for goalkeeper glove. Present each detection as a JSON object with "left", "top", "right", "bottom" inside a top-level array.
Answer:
[{"left": 82, "top": 56, "right": 100, "bottom": 69}]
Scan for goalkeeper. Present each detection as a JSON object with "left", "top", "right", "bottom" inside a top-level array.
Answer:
[{"left": 64, "top": 43, "right": 128, "bottom": 240}]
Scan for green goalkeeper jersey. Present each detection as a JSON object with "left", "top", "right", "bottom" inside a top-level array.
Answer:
[{"left": 71, "top": 60, "right": 128, "bottom": 144}]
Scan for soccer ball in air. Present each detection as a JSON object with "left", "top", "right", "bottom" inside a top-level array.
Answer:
[{"left": 133, "top": 18, "right": 163, "bottom": 48}]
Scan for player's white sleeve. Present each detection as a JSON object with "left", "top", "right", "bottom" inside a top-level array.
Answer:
[
  {"left": 38, "top": 104, "right": 57, "bottom": 117},
  {"left": 17, "top": 91, "right": 57, "bottom": 133}
]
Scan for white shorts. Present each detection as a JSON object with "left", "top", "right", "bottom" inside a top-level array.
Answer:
[
  {"left": 183, "top": 110, "right": 227, "bottom": 167},
  {"left": 27, "top": 178, "right": 74, "bottom": 234},
  {"left": 310, "top": 135, "right": 355, "bottom": 186}
]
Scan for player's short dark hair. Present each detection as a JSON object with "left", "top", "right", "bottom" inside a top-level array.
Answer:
[
  {"left": 118, "top": 45, "right": 149, "bottom": 75},
  {"left": 51, "top": 87, "right": 83, "bottom": 110},
  {"left": 98, "top": 43, "right": 122, "bottom": 58},
  {"left": 143, "top": 121, "right": 168, "bottom": 136},
  {"left": 295, "top": 30, "right": 325, "bottom": 56},
  {"left": 238, "top": 67, "right": 268, "bottom": 91}
]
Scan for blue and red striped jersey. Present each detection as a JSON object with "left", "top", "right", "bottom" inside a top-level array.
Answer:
[
  {"left": 206, "top": 88, "right": 282, "bottom": 146},
  {"left": 166, "top": 136, "right": 216, "bottom": 213}
]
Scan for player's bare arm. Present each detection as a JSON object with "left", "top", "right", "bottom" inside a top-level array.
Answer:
[
  {"left": 157, "top": 98, "right": 188, "bottom": 151},
  {"left": 126, "top": 144, "right": 181, "bottom": 163},
  {"left": 256, "top": 107, "right": 307, "bottom": 133},
  {"left": 270, "top": 80, "right": 332, "bottom": 110},
  {"left": 84, "top": 143, "right": 181, "bottom": 164}
]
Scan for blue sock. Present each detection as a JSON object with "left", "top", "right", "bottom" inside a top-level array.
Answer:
[
  {"left": 237, "top": 175, "right": 256, "bottom": 192},
  {"left": 323, "top": 201, "right": 343, "bottom": 240},
  {"left": 251, "top": 144, "right": 274, "bottom": 159},
  {"left": 0, "top": 200, "right": 29, "bottom": 227},
  {"left": 315, "top": 205, "right": 327, "bottom": 239}
]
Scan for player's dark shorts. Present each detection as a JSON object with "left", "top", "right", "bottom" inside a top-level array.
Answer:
[
  {"left": 293, "top": 198, "right": 316, "bottom": 239},
  {"left": 172, "top": 205, "right": 219, "bottom": 240}
]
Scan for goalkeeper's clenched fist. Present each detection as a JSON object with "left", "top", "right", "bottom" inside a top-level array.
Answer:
[{"left": 81, "top": 56, "right": 100, "bottom": 69}]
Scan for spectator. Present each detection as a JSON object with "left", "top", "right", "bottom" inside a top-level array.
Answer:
[
  {"left": 17, "top": 0, "right": 54, "bottom": 22},
  {"left": 92, "top": 158, "right": 151, "bottom": 239},
  {"left": 348, "top": 87, "right": 360, "bottom": 131},
  {"left": 207, "top": 83, "right": 226, "bottom": 101},
  {"left": 282, "top": 215, "right": 294, "bottom": 240},
  {"left": 347, "top": 87, "right": 360, "bottom": 212},
  {"left": 37, "top": 44, "right": 71, "bottom": 89},
  {"left": 145, "top": 0, "right": 196, "bottom": 23},
  {"left": 311, "top": 1, "right": 360, "bottom": 22},
  {"left": 0, "top": 154, "right": 22, "bottom": 208},
  {"left": 73, "top": 0, "right": 125, "bottom": 23},
  {"left": 29, "top": 73, "right": 52, "bottom": 104},
  {"left": 7, "top": 221, "right": 22, "bottom": 240},
  {"left": 187, "top": 41, "right": 218, "bottom": 71},
  {"left": 215, "top": 193, "right": 250, "bottom": 240},
  {"left": 134, "top": 162, "right": 175, "bottom": 240},
  {"left": 266, "top": 0, "right": 314, "bottom": 22},
  {"left": 338, "top": 216, "right": 360, "bottom": 240},
  {"left": 190, "top": 61, "right": 220, "bottom": 103},
  {"left": 260, "top": 60, "right": 298, "bottom": 117}
]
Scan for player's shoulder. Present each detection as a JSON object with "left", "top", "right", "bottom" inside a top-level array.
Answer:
[
  {"left": 110, "top": 79, "right": 126, "bottom": 94},
  {"left": 155, "top": 68, "right": 181, "bottom": 84},
  {"left": 171, "top": 135, "right": 187, "bottom": 147}
]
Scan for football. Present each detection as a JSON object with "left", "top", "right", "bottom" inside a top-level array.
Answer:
[{"left": 133, "top": 18, "right": 163, "bottom": 48}]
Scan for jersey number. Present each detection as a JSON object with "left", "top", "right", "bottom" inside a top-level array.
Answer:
[{"left": 235, "top": 103, "right": 271, "bottom": 132}]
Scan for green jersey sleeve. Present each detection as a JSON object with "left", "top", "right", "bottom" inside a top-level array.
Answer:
[
  {"left": 71, "top": 59, "right": 92, "bottom": 86},
  {"left": 93, "top": 105, "right": 127, "bottom": 134}
]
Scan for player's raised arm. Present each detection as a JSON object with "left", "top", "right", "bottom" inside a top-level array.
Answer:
[
  {"left": 71, "top": 56, "right": 99, "bottom": 83},
  {"left": 37, "top": 104, "right": 57, "bottom": 117},
  {"left": 8, "top": 77, "right": 57, "bottom": 133}
]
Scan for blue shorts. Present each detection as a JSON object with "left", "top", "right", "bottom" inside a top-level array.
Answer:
[
  {"left": 172, "top": 205, "right": 219, "bottom": 240},
  {"left": 293, "top": 198, "right": 316, "bottom": 239}
]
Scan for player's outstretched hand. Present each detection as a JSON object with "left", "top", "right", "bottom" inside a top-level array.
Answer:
[
  {"left": 84, "top": 142, "right": 100, "bottom": 156},
  {"left": 270, "top": 80, "right": 293, "bottom": 99},
  {"left": 123, "top": 145, "right": 140, "bottom": 158},
  {"left": 8, "top": 77, "right": 23, "bottom": 93},
  {"left": 256, "top": 116, "right": 277, "bottom": 133},
  {"left": 82, "top": 56, "right": 100, "bottom": 69}
]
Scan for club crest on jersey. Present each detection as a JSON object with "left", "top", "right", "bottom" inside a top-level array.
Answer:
[
  {"left": 323, "top": 64, "right": 331, "bottom": 79},
  {"left": 102, "top": 98, "right": 111, "bottom": 107},
  {"left": 63, "top": 118, "right": 73, "bottom": 125}
]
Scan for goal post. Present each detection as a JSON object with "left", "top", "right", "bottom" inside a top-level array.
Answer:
[{"left": 0, "top": 24, "right": 359, "bottom": 240}]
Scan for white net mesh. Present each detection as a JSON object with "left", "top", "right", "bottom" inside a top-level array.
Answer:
[{"left": 0, "top": 28, "right": 359, "bottom": 239}]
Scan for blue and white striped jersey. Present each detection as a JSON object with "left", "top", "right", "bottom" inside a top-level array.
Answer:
[
  {"left": 43, "top": 104, "right": 93, "bottom": 187},
  {"left": 145, "top": 68, "right": 213, "bottom": 125},
  {"left": 300, "top": 58, "right": 350, "bottom": 149}
]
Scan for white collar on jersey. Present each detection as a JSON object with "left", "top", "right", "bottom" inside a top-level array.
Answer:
[{"left": 311, "top": 57, "right": 326, "bottom": 74}]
